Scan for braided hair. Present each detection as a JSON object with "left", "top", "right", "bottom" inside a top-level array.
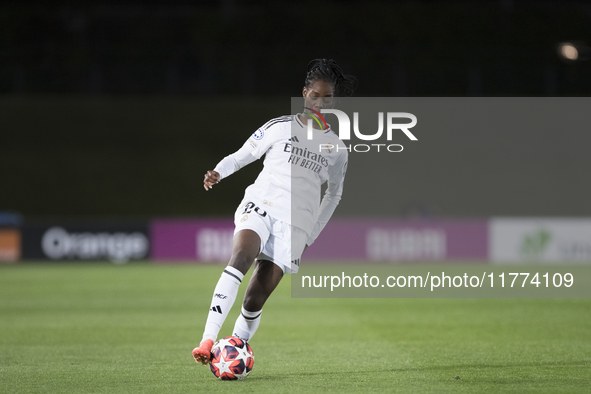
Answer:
[{"left": 304, "top": 59, "right": 357, "bottom": 97}]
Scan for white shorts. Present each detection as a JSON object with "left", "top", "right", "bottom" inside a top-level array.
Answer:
[{"left": 233, "top": 200, "right": 307, "bottom": 274}]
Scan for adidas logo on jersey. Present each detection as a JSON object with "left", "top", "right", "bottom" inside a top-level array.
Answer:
[
  {"left": 288, "top": 136, "right": 299, "bottom": 142},
  {"left": 210, "top": 305, "right": 222, "bottom": 314}
]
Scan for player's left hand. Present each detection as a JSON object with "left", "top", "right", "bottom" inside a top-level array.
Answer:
[{"left": 203, "top": 170, "right": 220, "bottom": 191}]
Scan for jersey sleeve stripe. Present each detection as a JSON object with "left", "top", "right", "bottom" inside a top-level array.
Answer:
[{"left": 262, "top": 116, "right": 292, "bottom": 130}]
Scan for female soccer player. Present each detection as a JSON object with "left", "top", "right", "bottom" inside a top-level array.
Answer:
[{"left": 192, "top": 59, "right": 356, "bottom": 365}]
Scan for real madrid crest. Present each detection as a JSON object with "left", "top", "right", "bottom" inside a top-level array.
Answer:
[{"left": 322, "top": 143, "right": 334, "bottom": 153}]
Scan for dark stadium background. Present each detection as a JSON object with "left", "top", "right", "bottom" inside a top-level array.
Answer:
[{"left": 1, "top": 0, "right": 591, "bottom": 219}]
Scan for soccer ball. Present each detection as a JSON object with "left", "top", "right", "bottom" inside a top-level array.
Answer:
[{"left": 209, "top": 336, "right": 254, "bottom": 380}]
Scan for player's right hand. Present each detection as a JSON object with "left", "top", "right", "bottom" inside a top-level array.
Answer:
[{"left": 203, "top": 170, "right": 220, "bottom": 191}]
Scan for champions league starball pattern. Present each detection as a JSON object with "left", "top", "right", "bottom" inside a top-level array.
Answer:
[{"left": 209, "top": 337, "right": 254, "bottom": 380}]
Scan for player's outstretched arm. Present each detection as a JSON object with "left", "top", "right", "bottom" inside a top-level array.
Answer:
[
  {"left": 204, "top": 140, "right": 257, "bottom": 191},
  {"left": 204, "top": 126, "right": 277, "bottom": 191},
  {"left": 203, "top": 170, "right": 220, "bottom": 191}
]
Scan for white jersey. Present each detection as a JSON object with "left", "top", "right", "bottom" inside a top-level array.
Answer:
[{"left": 213, "top": 114, "right": 348, "bottom": 245}]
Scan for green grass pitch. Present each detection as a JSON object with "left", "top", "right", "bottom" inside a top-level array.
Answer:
[{"left": 1, "top": 262, "right": 589, "bottom": 393}]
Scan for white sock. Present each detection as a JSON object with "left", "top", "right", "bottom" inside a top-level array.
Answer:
[
  {"left": 201, "top": 266, "right": 244, "bottom": 343},
  {"left": 232, "top": 306, "right": 263, "bottom": 342}
]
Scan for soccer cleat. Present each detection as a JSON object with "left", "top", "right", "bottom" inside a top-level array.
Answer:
[{"left": 192, "top": 339, "right": 214, "bottom": 365}]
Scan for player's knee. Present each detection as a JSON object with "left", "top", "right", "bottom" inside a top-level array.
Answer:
[
  {"left": 242, "top": 294, "right": 264, "bottom": 312},
  {"left": 228, "top": 251, "right": 255, "bottom": 275}
]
